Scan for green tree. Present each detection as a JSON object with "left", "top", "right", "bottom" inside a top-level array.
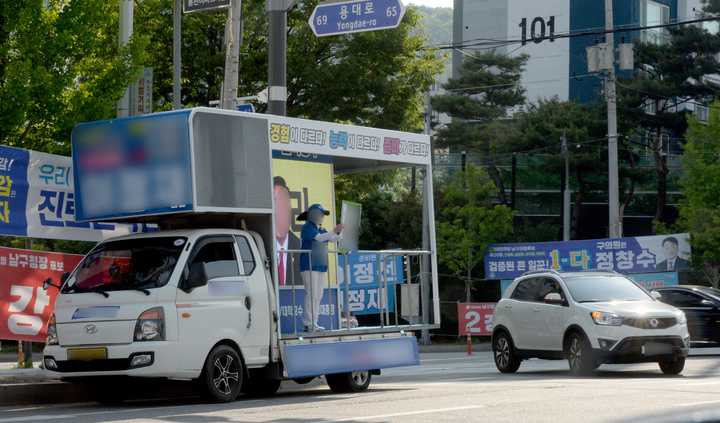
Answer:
[
  {"left": 436, "top": 165, "right": 515, "bottom": 302},
  {"left": 512, "top": 100, "right": 610, "bottom": 238},
  {"left": 678, "top": 100, "right": 720, "bottom": 288},
  {"left": 431, "top": 50, "right": 528, "bottom": 205},
  {"left": 617, "top": 22, "right": 720, "bottom": 225},
  {"left": 136, "top": 0, "right": 444, "bottom": 131},
  {"left": 0, "top": 0, "right": 149, "bottom": 154}
]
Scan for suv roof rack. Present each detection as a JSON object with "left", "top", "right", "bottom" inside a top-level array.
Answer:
[
  {"left": 570, "top": 269, "right": 619, "bottom": 274},
  {"left": 521, "top": 269, "right": 560, "bottom": 277}
]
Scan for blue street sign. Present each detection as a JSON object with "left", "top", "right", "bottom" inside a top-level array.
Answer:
[
  {"left": 309, "top": 0, "right": 406, "bottom": 37},
  {"left": 236, "top": 104, "right": 255, "bottom": 113}
]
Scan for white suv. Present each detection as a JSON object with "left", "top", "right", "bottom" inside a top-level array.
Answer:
[{"left": 492, "top": 270, "right": 690, "bottom": 375}]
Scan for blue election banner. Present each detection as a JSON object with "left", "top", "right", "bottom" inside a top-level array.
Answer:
[
  {"left": 337, "top": 252, "right": 403, "bottom": 315},
  {"left": 309, "top": 0, "right": 406, "bottom": 37},
  {"left": 278, "top": 287, "right": 341, "bottom": 333},
  {"left": 72, "top": 110, "right": 194, "bottom": 221},
  {"left": 485, "top": 233, "right": 691, "bottom": 279},
  {"left": 0, "top": 146, "right": 30, "bottom": 236}
]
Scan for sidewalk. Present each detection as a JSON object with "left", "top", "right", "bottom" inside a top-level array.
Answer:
[{"left": 1, "top": 348, "right": 718, "bottom": 407}]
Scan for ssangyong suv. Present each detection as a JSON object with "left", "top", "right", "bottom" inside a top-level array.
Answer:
[{"left": 491, "top": 270, "right": 690, "bottom": 375}]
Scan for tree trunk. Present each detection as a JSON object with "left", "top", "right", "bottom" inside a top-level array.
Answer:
[
  {"left": 482, "top": 139, "right": 507, "bottom": 205},
  {"left": 466, "top": 249, "right": 472, "bottom": 303},
  {"left": 569, "top": 172, "right": 584, "bottom": 239},
  {"left": 622, "top": 140, "right": 636, "bottom": 211},
  {"left": 703, "top": 260, "right": 720, "bottom": 289},
  {"left": 652, "top": 133, "right": 669, "bottom": 228}
]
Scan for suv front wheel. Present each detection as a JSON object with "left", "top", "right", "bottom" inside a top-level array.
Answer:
[
  {"left": 567, "top": 332, "right": 595, "bottom": 376},
  {"left": 493, "top": 332, "right": 521, "bottom": 373}
]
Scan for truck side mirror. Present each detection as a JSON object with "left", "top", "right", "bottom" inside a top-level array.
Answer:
[
  {"left": 43, "top": 271, "right": 70, "bottom": 291},
  {"left": 184, "top": 262, "right": 209, "bottom": 293}
]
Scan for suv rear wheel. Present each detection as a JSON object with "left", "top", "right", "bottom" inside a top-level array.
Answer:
[
  {"left": 567, "top": 333, "right": 595, "bottom": 376},
  {"left": 493, "top": 332, "right": 521, "bottom": 373}
]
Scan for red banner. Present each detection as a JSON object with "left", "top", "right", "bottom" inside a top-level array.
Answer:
[
  {"left": 458, "top": 302, "right": 497, "bottom": 336},
  {"left": 0, "top": 246, "right": 83, "bottom": 342}
]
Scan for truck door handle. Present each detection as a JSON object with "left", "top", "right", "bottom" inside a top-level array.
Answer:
[
  {"left": 505, "top": 304, "right": 512, "bottom": 308},
  {"left": 533, "top": 308, "right": 541, "bottom": 312}
]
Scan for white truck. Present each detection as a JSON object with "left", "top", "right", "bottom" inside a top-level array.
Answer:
[{"left": 42, "top": 108, "right": 440, "bottom": 403}]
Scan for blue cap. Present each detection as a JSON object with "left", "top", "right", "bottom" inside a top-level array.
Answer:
[{"left": 297, "top": 203, "right": 330, "bottom": 221}]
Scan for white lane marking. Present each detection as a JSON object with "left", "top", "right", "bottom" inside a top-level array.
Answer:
[
  {"left": 681, "top": 381, "right": 720, "bottom": 386},
  {"left": 0, "top": 400, "right": 267, "bottom": 423},
  {"left": 316, "top": 405, "right": 484, "bottom": 422},
  {"left": 677, "top": 400, "right": 720, "bottom": 407}
]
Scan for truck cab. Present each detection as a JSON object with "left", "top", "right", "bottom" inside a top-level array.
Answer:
[{"left": 43, "top": 108, "right": 440, "bottom": 403}]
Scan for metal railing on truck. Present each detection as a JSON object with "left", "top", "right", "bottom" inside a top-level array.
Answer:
[{"left": 278, "top": 249, "right": 433, "bottom": 337}]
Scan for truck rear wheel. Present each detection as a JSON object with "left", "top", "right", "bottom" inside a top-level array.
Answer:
[
  {"left": 198, "top": 345, "right": 243, "bottom": 403},
  {"left": 326, "top": 371, "right": 371, "bottom": 393}
]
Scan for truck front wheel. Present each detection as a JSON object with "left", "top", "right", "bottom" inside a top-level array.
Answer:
[
  {"left": 326, "top": 371, "right": 371, "bottom": 393},
  {"left": 198, "top": 345, "right": 243, "bottom": 403}
]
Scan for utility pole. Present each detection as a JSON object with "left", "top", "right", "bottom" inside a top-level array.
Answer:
[
  {"left": 419, "top": 92, "right": 432, "bottom": 345},
  {"left": 605, "top": 0, "right": 620, "bottom": 239},
  {"left": 563, "top": 129, "right": 571, "bottom": 241},
  {"left": 222, "top": 0, "right": 242, "bottom": 110},
  {"left": 118, "top": 0, "right": 133, "bottom": 118},
  {"left": 173, "top": 0, "right": 182, "bottom": 110},
  {"left": 267, "top": 0, "right": 297, "bottom": 116}
]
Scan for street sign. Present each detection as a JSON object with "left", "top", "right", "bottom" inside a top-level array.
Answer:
[
  {"left": 309, "top": 0, "right": 406, "bottom": 37},
  {"left": 236, "top": 103, "right": 255, "bottom": 113},
  {"left": 183, "top": 0, "right": 230, "bottom": 14}
]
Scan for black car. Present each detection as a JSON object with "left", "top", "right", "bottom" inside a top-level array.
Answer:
[{"left": 651, "top": 285, "right": 720, "bottom": 347}]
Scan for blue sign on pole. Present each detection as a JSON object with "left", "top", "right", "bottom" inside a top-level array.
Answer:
[
  {"left": 309, "top": 0, "right": 406, "bottom": 37},
  {"left": 236, "top": 104, "right": 254, "bottom": 113}
]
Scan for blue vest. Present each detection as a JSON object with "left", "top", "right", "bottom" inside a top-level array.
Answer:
[{"left": 300, "top": 221, "right": 329, "bottom": 272}]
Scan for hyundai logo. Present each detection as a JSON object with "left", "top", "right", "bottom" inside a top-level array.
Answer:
[
  {"left": 650, "top": 318, "right": 659, "bottom": 328},
  {"left": 84, "top": 324, "right": 98, "bottom": 334}
]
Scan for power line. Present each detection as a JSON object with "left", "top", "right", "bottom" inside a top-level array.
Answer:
[{"left": 423, "top": 16, "right": 720, "bottom": 52}]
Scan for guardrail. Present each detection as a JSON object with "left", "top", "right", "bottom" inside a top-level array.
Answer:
[{"left": 279, "top": 249, "right": 432, "bottom": 336}]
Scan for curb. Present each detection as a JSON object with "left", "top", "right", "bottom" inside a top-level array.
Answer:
[{"left": 418, "top": 344, "right": 492, "bottom": 353}]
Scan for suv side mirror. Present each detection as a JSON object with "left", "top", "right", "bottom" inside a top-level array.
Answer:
[
  {"left": 184, "top": 262, "right": 209, "bottom": 293},
  {"left": 651, "top": 291, "right": 662, "bottom": 300},
  {"left": 544, "top": 293, "right": 567, "bottom": 306}
]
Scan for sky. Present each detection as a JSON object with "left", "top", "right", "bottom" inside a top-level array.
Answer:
[{"left": 407, "top": 0, "right": 453, "bottom": 8}]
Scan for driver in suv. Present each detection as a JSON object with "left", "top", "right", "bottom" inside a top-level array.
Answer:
[{"left": 491, "top": 270, "right": 690, "bottom": 375}]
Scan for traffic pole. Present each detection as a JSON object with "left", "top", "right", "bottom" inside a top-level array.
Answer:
[
  {"left": 466, "top": 326, "right": 472, "bottom": 356},
  {"left": 18, "top": 340, "right": 23, "bottom": 362}
]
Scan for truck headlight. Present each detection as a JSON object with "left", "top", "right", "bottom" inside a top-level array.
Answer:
[
  {"left": 46, "top": 314, "right": 59, "bottom": 345},
  {"left": 590, "top": 311, "right": 623, "bottom": 326},
  {"left": 134, "top": 307, "right": 165, "bottom": 342},
  {"left": 676, "top": 310, "right": 687, "bottom": 325}
]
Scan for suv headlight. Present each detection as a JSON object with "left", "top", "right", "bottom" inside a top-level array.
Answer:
[
  {"left": 591, "top": 311, "right": 623, "bottom": 326},
  {"left": 46, "top": 314, "right": 58, "bottom": 345},
  {"left": 676, "top": 310, "right": 687, "bottom": 325},
  {"left": 134, "top": 307, "right": 165, "bottom": 342}
]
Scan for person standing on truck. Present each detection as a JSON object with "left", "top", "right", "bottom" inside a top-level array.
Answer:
[{"left": 297, "top": 204, "right": 343, "bottom": 332}]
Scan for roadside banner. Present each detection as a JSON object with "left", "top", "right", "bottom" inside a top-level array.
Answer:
[
  {"left": 337, "top": 252, "right": 403, "bottom": 315},
  {"left": 458, "top": 302, "right": 496, "bottom": 335},
  {"left": 0, "top": 247, "right": 84, "bottom": 342},
  {"left": 485, "top": 233, "right": 691, "bottom": 279},
  {"left": 0, "top": 145, "right": 155, "bottom": 241}
]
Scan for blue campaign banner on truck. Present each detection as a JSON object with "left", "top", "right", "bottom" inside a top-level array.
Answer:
[
  {"left": 337, "top": 252, "right": 403, "bottom": 315},
  {"left": 0, "top": 145, "right": 156, "bottom": 242},
  {"left": 485, "top": 233, "right": 691, "bottom": 279}
]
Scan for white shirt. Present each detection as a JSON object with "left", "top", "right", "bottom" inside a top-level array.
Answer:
[{"left": 276, "top": 236, "right": 289, "bottom": 282}]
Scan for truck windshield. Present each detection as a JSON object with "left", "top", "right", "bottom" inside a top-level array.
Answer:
[
  {"left": 563, "top": 276, "right": 654, "bottom": 303},
  {"left": 62, "top": 237, "right": 187, "bottom": 294}
]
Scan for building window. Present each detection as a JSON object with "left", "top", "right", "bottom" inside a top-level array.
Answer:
[
  {"left": 696, "top": 104, "right": 709, "bottom": 122},
  {"left": 643, "top": 0, "right": 670, "bottom": 45}
]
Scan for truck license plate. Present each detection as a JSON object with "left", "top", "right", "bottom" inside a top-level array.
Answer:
[{"left": 67, "top": 348, "right": 107, "bottom": 361}]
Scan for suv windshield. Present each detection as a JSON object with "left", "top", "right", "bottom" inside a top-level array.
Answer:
[
  {"left": 563, "top": 275, "right": 654, "bottom": 303},
  {"left": 62, "top": 237, "right": 187, "bottom": 294}
]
